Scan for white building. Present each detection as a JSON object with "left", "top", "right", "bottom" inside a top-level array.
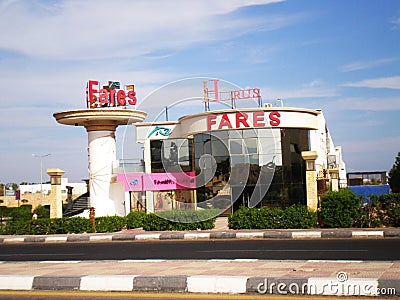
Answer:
[{"left": 19, "top": 178, "right": 87, "bottom": 197}]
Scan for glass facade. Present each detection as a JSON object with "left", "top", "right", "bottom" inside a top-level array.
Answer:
[
  {"left": 150, "top": 139, "right": 193, "bottom": 173},
  {"left": 264, "top": 128, "right": 309, "bottom": 208},
  {"left": 148, "top": 128, "right": 309, "bottom": 213}
]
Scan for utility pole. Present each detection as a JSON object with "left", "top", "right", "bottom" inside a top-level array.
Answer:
[{"left": 32, "top": 153, "right": 51, "bottom": 205}]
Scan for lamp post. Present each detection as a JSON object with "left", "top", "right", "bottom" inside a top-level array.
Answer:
[{"left": 32, "top": 153, "right": 51, "bottom": 205}]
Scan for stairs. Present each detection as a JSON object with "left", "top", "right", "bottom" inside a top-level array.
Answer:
[{"left": 63, "top": 192, "right": 90, "bottom": 217}]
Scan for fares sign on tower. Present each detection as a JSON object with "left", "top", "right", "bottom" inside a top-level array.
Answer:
[{"left": 86, "top": 80, "right": 137, "bottom": 108}]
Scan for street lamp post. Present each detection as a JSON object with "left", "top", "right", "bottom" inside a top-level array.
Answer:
[{"left": 32, "top": 153, "right": 51, "bottom": 205}]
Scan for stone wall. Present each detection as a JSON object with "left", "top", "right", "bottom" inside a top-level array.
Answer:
[{"left": 0, "top": 193, "right": 82, "bottom": 210}]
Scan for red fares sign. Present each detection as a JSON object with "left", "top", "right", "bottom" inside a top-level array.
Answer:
[
  {"left": 86, "top": 80, "right": 137, "bottom": 108},
  {"left": 207, "top": 111, "right": 281, "bottom": 130}
]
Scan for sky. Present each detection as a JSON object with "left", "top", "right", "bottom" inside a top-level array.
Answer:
[{"left": 0, "top": 0, "right": 399, "bottom": 184}]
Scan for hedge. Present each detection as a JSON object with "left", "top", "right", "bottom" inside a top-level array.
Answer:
[
  {"left": 228, "top": 204, "right": 317, "bottom": 229},
  {"left": 319, "top": 190, "right": 400, "bottom": 228},
  {"left": 1, "top": 193, "right": 398, "bottom": 235},
  {"left": 126, "top": 211, "right": 147, "bottom": 229},
  {"left": 0, "top": 217, "right": 95, "bottom": 235},
  {"left": 354, "top": 193, "right": 400, "bottom": 228},
  {"left": 95, "top": 216, "right": 126, "bottom": 233},
  {"left": 142, "top": 209, "right": 219, "bottom": 231},
  {"left": 319, "top": 189, "right": 361, "bottom": 228},
  {"left": 0, "top": 205, "right": 33, "bottom": 221},
  {"left": 0, "top": 209, "right": 218, "bottom": 235}
]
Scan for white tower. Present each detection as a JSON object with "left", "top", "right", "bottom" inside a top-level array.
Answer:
[{"left": 53, "top": 108, "right": 146, "bottom": 216}]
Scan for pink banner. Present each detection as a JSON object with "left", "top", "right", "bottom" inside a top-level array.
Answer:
[{"left": 117, "top": 172, "right": 196, "bottom": 192}]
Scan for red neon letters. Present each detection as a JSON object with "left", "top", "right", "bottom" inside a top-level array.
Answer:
[
  {"left": 232, "top": 88, "right": 261, "bottom": 100},
  {"left": 204, "top": 79, "right": 261, "bottom": 102},
  {"left": 87, "top": 80, "right": 137, "bottom": 108},
  {"left": 207, "top": 111, "right": 281, "bottom": 131}
]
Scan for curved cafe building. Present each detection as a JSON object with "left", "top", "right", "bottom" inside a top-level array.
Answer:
[{"left": 126, "top": 103, "right": 346, "bottom": 215}]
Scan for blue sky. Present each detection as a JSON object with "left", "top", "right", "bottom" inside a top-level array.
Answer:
[{"left": 0, "top": 0, "right": 399, "bottom": 184}]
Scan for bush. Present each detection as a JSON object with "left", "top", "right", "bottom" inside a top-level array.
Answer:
[
  {"left": 7, "top": 205, "right": 33, "bottom": 222},
  {"left": 320, "top": 189, "right": 361, "bottom": 228},
  {"left": 282, "top": 204, "right": 318, "bottom": 229},
  {"left": 95, "top": 216, "right": 126, "bottom": 233},
  {"left": 380, "top": 193, "right": 400, "bottom": 227},
  {"left": 30, "top": 219, "right": 54, "bottom": 235},
  {"left": 228, "top": 207, "right": 254, "bottom": 229},
  {"left": 2, "top": 216, "right": 95, "bottom": 235},
  {"left": 64, "top": 217, "right": 95, "bottom": 233},
  {"left": 142, "top": 209, "right": 218, "bottom": 231},
  {"left": 2, "top": 220, "right": 31, "bottom": 235},
  {"left": 228, "top": 205, "right": 317, "bottom": 229},
  {"left": 228, "top": 207, "right": 284, "bottom": 229},
  {"left": 34, "top": 205, "right": 50, "bottom": 219},
  {"left": 142, "top": 213, "right": 171, "bottom": 231},
  {"left": 352, "top": 193, "right": 400, "bottom": 228},
  {"left": 353, "top": 195, "right": 384, "bottom": 228},
  {"left": 126, "top": 211, "right": 147, "bottom": 229}
]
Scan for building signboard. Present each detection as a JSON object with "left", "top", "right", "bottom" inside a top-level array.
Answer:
[
  {"left": 179, "top": 109, "right": 319, "bottom": 136},
  {"left": 204, "top": 79, "right": 261, "bottom": 102},
  {"left": 117, "top": 172, "right": 196, "bottom": 192},
  {"left": 86, "top": 80, "right": 137, "bottom": 108}
]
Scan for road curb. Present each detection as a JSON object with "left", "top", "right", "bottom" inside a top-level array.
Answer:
[
  {"left": 1, "top": 228, "right": 399, "bottom": 243},
  {"left": 0, "top": 275, "right": 397, "bottom": 296}
]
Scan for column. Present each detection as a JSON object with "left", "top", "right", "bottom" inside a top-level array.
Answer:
[
  {"left": 329, "top": 168, "right": 339, "bottom": 192},
  {"left": 86, "top": 124, "right": 118, "bottom": 217},
  {"left": 46, "top": 168, "right": 65, "bottom": 218},
  {"left": 66, "top": 186, "right": 73, "bottom": 209},
  {"left": 301, "top": 151, "right": 318, "bottom": 211}
]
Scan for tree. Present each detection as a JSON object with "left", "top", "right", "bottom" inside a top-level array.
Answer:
[{"left": 388, "top": 152, "right": 400, "bottom": 193}]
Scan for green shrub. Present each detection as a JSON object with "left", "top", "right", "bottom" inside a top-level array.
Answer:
[
  {"left": 3, "top": 220, "right": 31, "bottom": 235},
  {"left": 126, "top": 211, "right": 147, "bottom": 229},
  {"left": 228, "top": 205, "right": 317, "bottom": 229},
  {"left": 142, "top": 209, "right": 218, "bottom": 231},
  {"left": 353, "top": 195, "right": 384, "bottom": 228},
  {"left": 320, "top": 189, "right": 361, "bottom": 228},
  {"left": 385, "top": 199, "right": 400, "bottom": 227},
  {"left": 378, "top": 193, "right": 400, "bottom": 227},
  {"left": 0, "top": 206, "right": 7, "bottom": 216},
  {"left": 8, "top": 206, "right": 33, "bottom": 222},
  {"left": 228, "top": 207, "right": 253, "bottom": 229},
  {"left": 142, "top": 213, "right": 171, "bottom": 231},
  {"left": 64, "top": 217, "right": 95, "bottom": 233},
  {"left": 228, "top": 207, "right": 285, "bottom": 229},
  {"left": 34, "top": 205, "right": 50, "bottom": 219},
  {"left": 30, "top": 219, "right": 52, "bottom": 235},
  {"left": 95, "top": 216, "right": 126, "bottom": 233},
  {"left": 282, "top": 204, "right": 318, "bottom": 229},
  {"left": 48, "top": 218, "right": 68, "bottom": 234}
]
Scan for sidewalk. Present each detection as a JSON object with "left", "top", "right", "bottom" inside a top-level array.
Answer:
[{"left": 0, "top": 260, "right": 398, "bottom": 296}]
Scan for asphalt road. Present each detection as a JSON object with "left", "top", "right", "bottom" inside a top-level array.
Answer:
[{"left": 0, "top": 239, "right": 398, "bottom": 261}]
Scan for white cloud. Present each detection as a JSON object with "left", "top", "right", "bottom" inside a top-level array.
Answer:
[
  {"left": 341, "top": 76, "right": 400, "bottom": 89},
  {"left": 0, "top": 0, "right": 285, "bottom": 60},
  {"left": 343, "top": 136, "right": 400, "bottom": 154},
  {"left": 391, "top": 15, "right": 400, "bottom": 30},
  {"left": 332, "top": 97, "right": 400, "bottom": 111},
  {"left": 339, "top": 57, "right": 399, "bottom": 72},
  {"left": 342, "top": 139, "right": 399, "bottom": 172},
  {"left": 264, "top": 81, "right": 339, "bottom": 101},
  {"left": 0, "top": 60, "right": 184, "bottom": 108}
]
